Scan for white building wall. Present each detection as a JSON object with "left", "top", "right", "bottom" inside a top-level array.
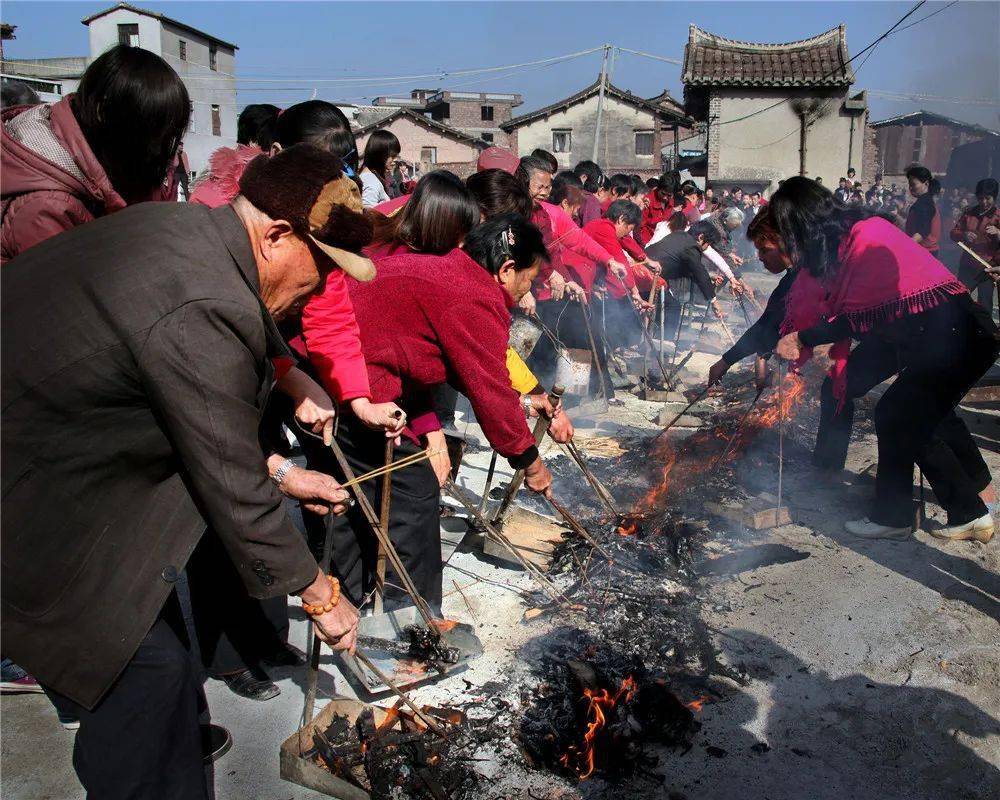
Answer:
[
  {"left": 512, "top": 93, "right": 659, "bottom": 173},
  {"left": 713, "top": 88, "right": 867, "bottom": 191},
  {"left": 159, "top": 23, "right": 237, "bottom": 178},
  {"left": 88, "top": 9, "right": 162, "bottom": 57}
]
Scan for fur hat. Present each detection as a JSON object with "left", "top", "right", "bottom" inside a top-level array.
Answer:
[{"left": 239, "top": 144, "right": 376, "bottom": 281}]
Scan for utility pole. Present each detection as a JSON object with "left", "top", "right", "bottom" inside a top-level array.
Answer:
[{"left": 591, "top": 44, "right": 610, "bottom": 164}]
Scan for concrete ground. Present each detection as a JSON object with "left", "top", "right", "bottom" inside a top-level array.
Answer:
[{"left": 3, "top": 275, "right": 998, "bottom": 799}]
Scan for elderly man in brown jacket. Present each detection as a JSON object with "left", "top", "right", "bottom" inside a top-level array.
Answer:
[{"left": 1, "top": 145, "right": 371, "bottom": 799}]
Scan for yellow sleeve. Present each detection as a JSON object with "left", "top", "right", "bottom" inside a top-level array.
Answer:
[{"left": 506, "top": 347, "right": 540, "bottom": 395}]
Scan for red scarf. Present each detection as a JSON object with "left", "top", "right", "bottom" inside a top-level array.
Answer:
[{"left": 782, "top": 217, "right": 967, "bottom": 405}]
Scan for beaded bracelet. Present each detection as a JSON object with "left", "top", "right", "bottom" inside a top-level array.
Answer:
[{"left": 301, "top": 575, "right": 341, "bottom": 616}]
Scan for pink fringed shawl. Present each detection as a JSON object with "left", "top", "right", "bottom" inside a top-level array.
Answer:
[{"left": 781, "top": 216, "right": 967, "bottom": 404}]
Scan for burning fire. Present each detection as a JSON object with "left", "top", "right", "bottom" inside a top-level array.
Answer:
[
  {"left": 685, "top": 696, "right": 707, "bottom": 713},
  {"left": 559, "top": 676, "right": 638, "bottom": 780},
  {"left": 638, "top": 373, "right": 808, "bottom": 513},
  {"left": 616, "top": 519, "right": 638, "bottom": 537}
]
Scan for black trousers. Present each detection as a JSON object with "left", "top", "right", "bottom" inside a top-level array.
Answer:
[
  {"left": 867, "top": 299, "right": 998, "bottom": 527},
  {"left": 528, "top": 298, "right": 612, "bottom": 397},
  {"left": 301, "top": 415, "right": 443, "bottom": 612},
  {"left": 958, "top": 260, "right": 998, "bottom": 317},
  {"left": 49, "top": 597, "right": 207, "bottom": 800},
  {"left": 187, "top": 529, "right": 289, "bottom": 675}
]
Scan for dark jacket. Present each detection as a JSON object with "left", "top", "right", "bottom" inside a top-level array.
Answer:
[
  {"left": 645, "top": 230, "right": 715, "bottom": 301},
  {"left": 2, "top": 202, "right": 318, "bottom": 708},
  {"left": 723, "top": 269, "right": 797, "bottom": 363}
]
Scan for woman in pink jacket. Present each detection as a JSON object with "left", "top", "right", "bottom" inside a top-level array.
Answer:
[{"left": 1, "top": 45, "right": 189, "bottom": 263}]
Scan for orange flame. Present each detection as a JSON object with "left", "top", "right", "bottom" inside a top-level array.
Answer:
[
  {"left": 637, "top": 373, "right": 809, "bottom": 514},
  {"left": 685, "top": 696, "right": 707, "bottom": 713},
  {"left": 560, "top": 676, "right": 638, "bottom": 780},
  {"left": 616, "top": 520, "right": 638, "bottom": 537}
]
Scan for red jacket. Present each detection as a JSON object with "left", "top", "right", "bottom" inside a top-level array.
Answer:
[
  {"left": 322, "top": 248, "right": 536, "bottom": 465},
  {"left": 638, "top": 193, "right": 673, "bottom": 245},
  {"left": 582, "top": 218, "right": 638, "bottom": 298},
  {"left": 1, "top": 98, "right": 127, "bottom": 263},
  {"left": 191, "top": 144, "right": 370, "bottom": 401},
  {"left": 950, "top": 203, "right": 1000, "bottom": 270}
]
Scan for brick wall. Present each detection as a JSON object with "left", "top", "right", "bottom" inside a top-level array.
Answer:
[{"left": 434, "top": 100, "right": 515, "bottom": 148}]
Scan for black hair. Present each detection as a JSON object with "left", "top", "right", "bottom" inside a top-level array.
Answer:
[
  {"left": 629, "top": 175, "right": 646, "bottom": 197},
  {"left": 274, "top": 100, "right": 358, "bottom": 173},
  {"left": 516, "top": 155, "right": 553, "bottom": 184},
  {"left": 658, "top": 170, "right": 681, "bottom": 196},
  {"left": 1, "top": 79, "right": 41, "bottom": 109},
  {"left": 573, "top": 160, "right": 604, "bottom": 193},
  {"left": 905, "top": 165, "right": 941, "bottom": 196},
  {"left": 679, "top": 180, "right": 698, "bottom": 197},
  {"left": 379, "top": 170, "right": 479, "bottom": 255},
  {"left": 608, "top": 174, "right": 632, "bottom": 197},
  {"left": 463, "top": 212, "right": 549, "bottom": 275},
  {"left": 847, "top": 166, "right": 856, "bottom": 175},
  {"left": 550, "top": 176, "right": 585, "bottom": 209},
  {"left": 689, "top": 219, "right": 722, "bottom": 248},
  {"left": 361, "top": 129, "right": 401, "bottom": 189},
  {"left": 731, "top": 185, "right": 743, "bottom": 195},
  {"left": 530, "top": 148, "right": 558, "bottom": 173},
  {"left": 975, "top": 178, "right": 999, "bottom": 199},
  {"left": 73, "top": 45, "right": 190, "bottom": 204},
  {"left": 768, "top": 175, "right": 886, "bottom": 280},
  {"left": 645, "top": 177, "right": 659, "bottom": 190},
  {"left": 237, "top": 103, "right": 279, "bottom": 148},
  {"left": 606, "top": 199, "right": 642, "bottom": 227},
  {"left": 466, "top": 168, "right": 532, "bottom": 219},
  {"left": 556, "top": 170, "right": 583, "bottom": 188},
  {"left": 667, "top": 210, "right": 688, "bottom": 232}
]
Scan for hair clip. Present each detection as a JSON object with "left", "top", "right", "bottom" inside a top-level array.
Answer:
[{"left": 506, "top": 226, "right": 516, "bottom": 247}]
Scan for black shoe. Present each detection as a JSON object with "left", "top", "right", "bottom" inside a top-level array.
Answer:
[
  {"left": 219, "top": 668, "right": 280, "bottom": 702},
  {"left": 201, "top": 723, "right": 233, "bottom": 764},
  {"left": 260, "top": 642, "right": 307, "bottom": 669}
]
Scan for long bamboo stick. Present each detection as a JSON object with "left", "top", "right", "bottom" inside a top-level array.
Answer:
[
  {"left": 328, "top": 439, "right": 436, "bottom": 627},
  {"left": 546, "top": 496, "right": 612, "bottom": 559}
]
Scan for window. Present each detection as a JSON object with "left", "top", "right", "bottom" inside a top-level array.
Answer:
[
  {"left": 209, "top": 43, "right": 218, "bottom": 71},
  {"left": 211, "top": 104, "right": 221, "bottom": 136},
  {"left": 118, "top": 23, "right": 139, "bottom": 47},
  {"left": 481, "top": 105, "right": 494, "bottom": 122},
  {"left": 420, "top": 147, "right": 437, "bottom": 164},
  {"left": 635, "top": 130, "right": 654, "bottom": 156},
  {"left": 482, "top": 132, "right": 494, "bottom": 143},
  {"left": 431, "top": 103, "right": 450, "bottom": 121},
  {"left": 179, "top": 40, "right": 187, "bottom": 61},
  {"left": 552, "top": 129, "right": 572, "bottom": 153}
]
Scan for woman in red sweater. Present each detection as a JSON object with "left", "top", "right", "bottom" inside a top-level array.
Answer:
[
  {"left": 306, "top": 212, "right": 555, "bottom": 609},
  {"left": 772, "top": 177, "right": 997, "bottom": 543},
  {"left": 950, "top": 177, "right": 1000, "bottom": 312},
  {"left": 904, "top": 165, "right": 942, "bottom": 257}
]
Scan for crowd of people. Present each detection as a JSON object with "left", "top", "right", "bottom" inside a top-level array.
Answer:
[{"left": 1, "top": 46, "right": 998, "bottom": 800}]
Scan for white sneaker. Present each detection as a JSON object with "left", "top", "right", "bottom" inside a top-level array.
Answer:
[
  {"left": 844, "top": 517, "right": 911, "bottom": 540},
  {"left": 931, "top": 514, "right": 995, "bottom": 543}
]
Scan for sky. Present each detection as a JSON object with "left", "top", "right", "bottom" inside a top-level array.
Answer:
[{"left": 3, "top": 1, "right": 999, "bottom": 128}]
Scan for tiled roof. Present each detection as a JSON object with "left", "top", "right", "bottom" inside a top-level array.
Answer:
[
  {"left": 353, "top": 107, "right": 489, "bottom": 148},
  {"left": 501, "top": 77, "right": 692, "bottom": 131},
  {"left": 870, "top": 110, "right": 999, "bottom": 136},
  {"left": 682, "top": 25, "right": 853, "bottom": 88},
  {"left": 81, "top": 3, "right": 238, "bottom": 50}
]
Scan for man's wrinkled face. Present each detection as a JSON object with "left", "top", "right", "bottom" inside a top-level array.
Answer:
[
  {"left": 528, "top": 170, "right": 552, "bottom": 204},
  {"left": 258, "top": 226, "right": 331, "bottom": 321}
]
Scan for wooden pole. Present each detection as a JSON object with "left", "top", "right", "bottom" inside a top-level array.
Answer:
[
  {"left": 591, "top": 44, "right": 610, "bottom": 164},
  {"left": 374, "top": 439, "right": 394, "bottom": 615}
]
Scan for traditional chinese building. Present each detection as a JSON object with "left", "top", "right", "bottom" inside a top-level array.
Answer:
[{"left": 682, "top": 24, "right": 872, "bottom": 194}]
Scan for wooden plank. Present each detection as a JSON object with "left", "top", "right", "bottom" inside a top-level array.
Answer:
[
  {"left": 704, "top": 498, "right": 791, "bottom": 530},
  {"left": 480, "top": 506, "right": 567, "bottom": 570}
]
